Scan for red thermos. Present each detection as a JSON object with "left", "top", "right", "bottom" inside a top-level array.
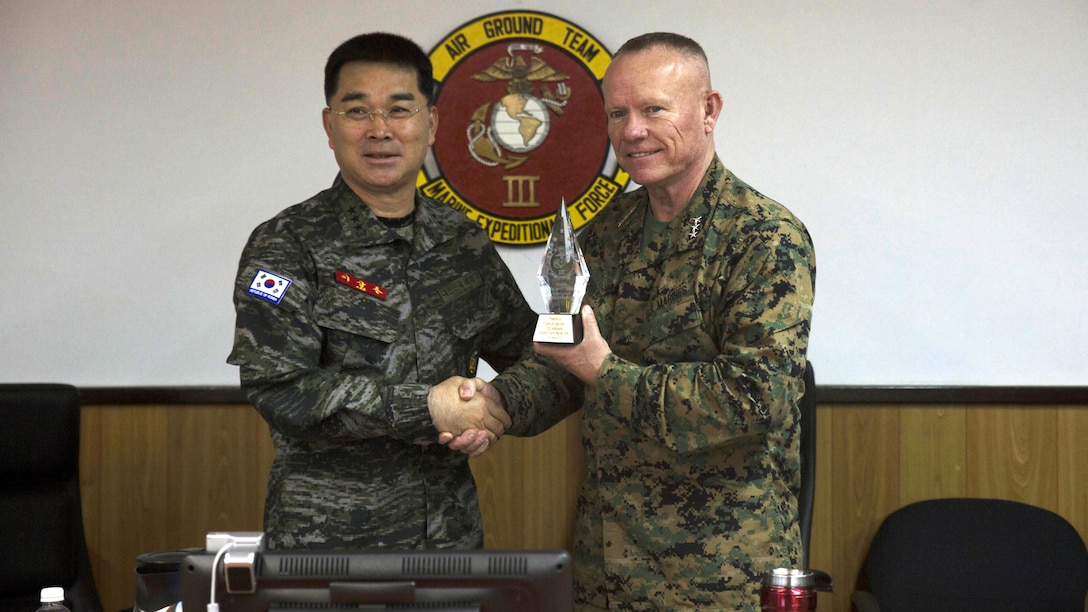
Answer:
[{"left": 760, "top": 568, "right": 833, "bottom": 612}]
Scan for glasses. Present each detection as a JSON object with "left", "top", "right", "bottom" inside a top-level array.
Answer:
[{"left": 327, "top": 105, "right": 425, "bottom": 124}]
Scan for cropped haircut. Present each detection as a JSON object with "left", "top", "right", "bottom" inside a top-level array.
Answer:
[
  {"left": 613, "top": 32, "right": 711, "bottom": 89},
  {"left": 614, "top": 32, "right": 708, "bottom": 63},
  {"left": 324, "top": 32, "right": 436, "bottom": 105}
]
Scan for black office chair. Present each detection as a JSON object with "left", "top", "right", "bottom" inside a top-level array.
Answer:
[
  {"left": 852, "top": 497, "right": 1088, "bottom": 612},
  {"left": 797, "top": 361, "right": 816, "bottom": 569},
  {"left": 0, "top": 384, "right": 104, "bottom": 612},
  {"left": 787, "top": 362, "right": 833, "bottom": 594}
]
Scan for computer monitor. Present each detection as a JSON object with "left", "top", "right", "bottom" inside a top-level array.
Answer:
[{"left": 179, "top": 546, "right": 572, "bottom": 611}]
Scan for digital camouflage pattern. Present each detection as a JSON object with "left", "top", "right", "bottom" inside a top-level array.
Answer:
[
  {"left": 228, "top": 175, "right": 535, "bottom": 551},
  {"left": 495, "top": 156, "right": 816, "bottom": 610}
]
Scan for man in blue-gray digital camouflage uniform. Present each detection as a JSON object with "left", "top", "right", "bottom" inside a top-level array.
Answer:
[
  {"left": 448, "top": 32, "right": 816, "bottom": 610},
  {"left": 228, "top": 32, "right": 534, "bottom": 551}
]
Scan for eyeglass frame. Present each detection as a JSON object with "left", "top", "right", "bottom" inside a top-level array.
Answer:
[{"left": 326, "top": 105, "right": 427, "bottom": 124}]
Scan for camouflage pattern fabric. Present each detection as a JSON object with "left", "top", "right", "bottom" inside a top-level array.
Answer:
[
  {"left": 228, "top": 175, "right": 536, "bottom": 551},
  {"left": 495, "top": 156, "right": 816, "bottom": 610}
]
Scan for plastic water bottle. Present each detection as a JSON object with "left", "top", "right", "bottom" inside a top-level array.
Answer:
[{"left": 36, "top": 587, "right": 71, "bottom": 612}]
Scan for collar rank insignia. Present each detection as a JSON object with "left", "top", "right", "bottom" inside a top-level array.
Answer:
[
  {"left": 335, "top": 270, "right": 387, "bottom": 301},
  {"left": 689, "top": 215, "right": 703, "bottom": 239}
]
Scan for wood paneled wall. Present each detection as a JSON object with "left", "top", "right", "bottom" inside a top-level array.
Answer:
[{"left": 79, "top": 402, "right": 1088, "bottom": 612}]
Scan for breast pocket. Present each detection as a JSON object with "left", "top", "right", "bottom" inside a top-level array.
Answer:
[
  {"left": 439, "top": 287, "right": 501, "bottom": 346},
  {"left": 641, "top": 293, "right": 711, "bottom": 362},
  {"left": 313, "top": 287, "right": 400, "bottom": 371}
]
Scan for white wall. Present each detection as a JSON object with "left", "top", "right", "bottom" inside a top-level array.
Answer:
[{"left": 2, "top": 0, "right": 1085, "bottom": 386}]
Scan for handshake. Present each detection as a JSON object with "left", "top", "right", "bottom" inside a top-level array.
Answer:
[
  {"left": 427, "top": 376, "right": 507, "bottom": 458},
  {"left": 425, "top": 307, "right": 610, "bottom": 459}
]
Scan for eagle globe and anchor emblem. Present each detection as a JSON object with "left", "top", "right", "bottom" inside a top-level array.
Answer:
[
  {"left": 423, "top": 10, "right": 629, "bottom": 245},
  {"left": 467, "top": 43, "right": 571, "bottom": 173}
]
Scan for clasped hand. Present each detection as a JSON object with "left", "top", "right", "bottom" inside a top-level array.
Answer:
[
  {"left": 428, "top": 376, "right": 508, "bottom": 458},
  {"left": 435, "top": 305, "right": 612, "bottom": 458}
]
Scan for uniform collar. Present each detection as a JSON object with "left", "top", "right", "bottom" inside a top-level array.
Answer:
[
  {"left": 616, "top": 156, "right": 726, "bottom": 258},
  {"left": 670, "top": 155, "right": 726, "bottom": 252},
  {"left": 329, "top": 173, "right": 450, "bottom": 252}
]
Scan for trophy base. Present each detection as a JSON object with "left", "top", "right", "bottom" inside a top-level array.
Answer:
[{"left": 533, "top": 312, "right": 584, "bottom": 344}]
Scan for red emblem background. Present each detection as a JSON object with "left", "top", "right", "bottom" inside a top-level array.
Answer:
[{"left": 431, "top": 43, "right": 610, "bottom": 221}]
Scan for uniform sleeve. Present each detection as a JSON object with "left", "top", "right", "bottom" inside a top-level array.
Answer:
[
  {"left": 599, "top": 218, "right": 816, "bottom": 455},
  {"left": 491, "top": 354, "right": 584, "bottom": 437},
  {"left": 474, "top": 236, "right": 578, "bottom": 436},
  {"left": 475, "top": 242, "right": 538, "bottom": 373},
  {"left": 227, "top": 221, "right": 434, "bottom": 444}
]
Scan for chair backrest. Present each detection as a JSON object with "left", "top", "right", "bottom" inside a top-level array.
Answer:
[
  {"left": 797, "top": 361, "right": 816, "bottom": 568},
  {"left": 857, "top": 497, "right": 1088, "bottom": 612},
  {"left": 0, "top": 384, "right": 103, "bottom": 612}
]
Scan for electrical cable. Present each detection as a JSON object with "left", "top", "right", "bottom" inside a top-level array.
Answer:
[{"left": 207, "top": 540, "right": 236, "bottom": 612}]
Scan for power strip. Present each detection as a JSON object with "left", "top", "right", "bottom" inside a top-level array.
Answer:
[{"left": 205, "top": 531, "right": 264, "bottom": 553}]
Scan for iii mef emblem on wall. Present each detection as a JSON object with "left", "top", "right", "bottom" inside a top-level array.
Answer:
[{"left": 421, "top": 10, "right": 630, "bottom": 245}]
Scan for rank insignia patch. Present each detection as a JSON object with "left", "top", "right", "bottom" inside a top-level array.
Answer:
[{"left": 335, "top": 270, "right": 387, "bottom": 301}]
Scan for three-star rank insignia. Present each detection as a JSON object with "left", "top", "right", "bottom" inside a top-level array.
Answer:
[{"left": 335, "top": 270, "right": 387, "bottom": 301}]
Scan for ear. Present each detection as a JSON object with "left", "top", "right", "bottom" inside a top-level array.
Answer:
[
  {"left": 427, "top": 105, "right": 439, "bottom": 146},
  {"left": 322, "top": 107, "right": 335, "bottom": 149},
  {"left": 703, "top": 90, "right": 723, "bottom": 134}
]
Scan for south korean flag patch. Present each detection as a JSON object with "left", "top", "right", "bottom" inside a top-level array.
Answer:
[{"left": 247, "top": 269, "right": 292, "bottom": 305}]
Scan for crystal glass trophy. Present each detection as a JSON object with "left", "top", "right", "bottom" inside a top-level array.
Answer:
[{"left": 534, "top": 199, "right": 590, "bottom": 343}]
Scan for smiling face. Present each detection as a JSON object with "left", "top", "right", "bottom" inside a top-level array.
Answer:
[
  {"left": 322, "top": 61, "right": 437, "bottom": 211},
  {"left": 602, "top": 46, "right": 721, "bottom": 208}
]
